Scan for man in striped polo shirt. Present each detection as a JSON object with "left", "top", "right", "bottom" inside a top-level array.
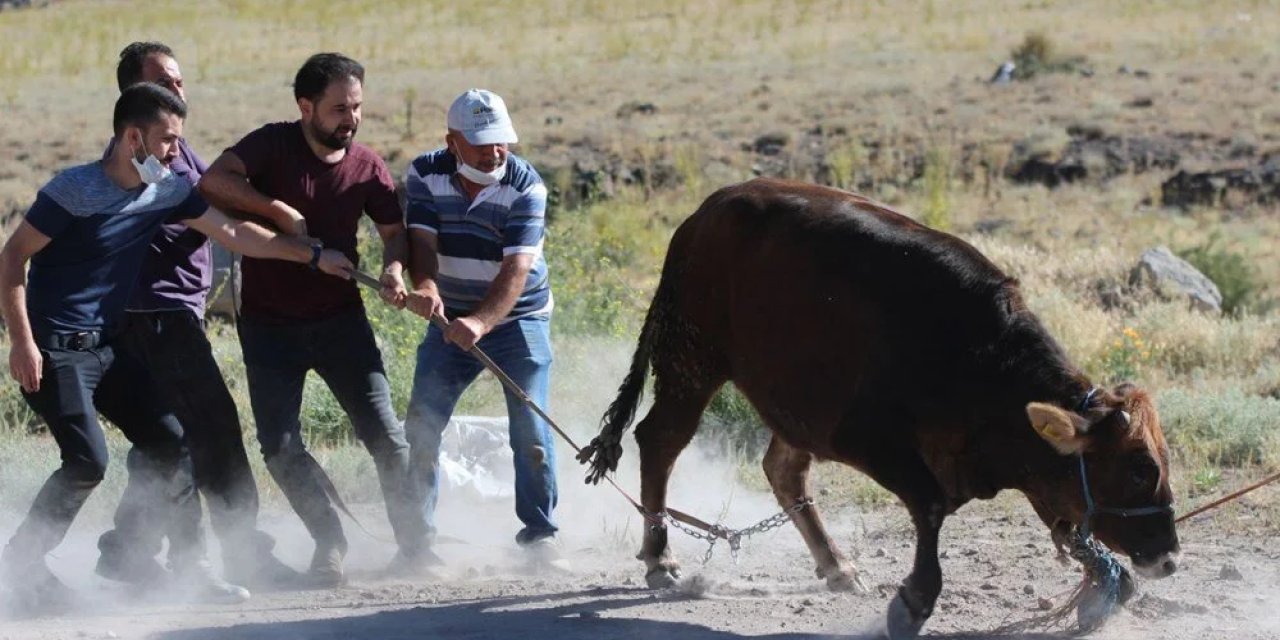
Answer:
[{"left": 402, "top": 89, "right": 564, "bottom": 571}]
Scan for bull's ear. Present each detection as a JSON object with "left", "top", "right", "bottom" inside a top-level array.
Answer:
[{"left": 1026, "top": 402, "right": 1090, "bottom": 455}]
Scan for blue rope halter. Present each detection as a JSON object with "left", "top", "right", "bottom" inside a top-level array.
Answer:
[{"left": 1069, "top": 387, "right": 1172, "bottom": 632}]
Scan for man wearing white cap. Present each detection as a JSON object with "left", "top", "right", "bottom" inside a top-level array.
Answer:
[{"left": 402, "top": 89, "right": 564, "bottom": 571}]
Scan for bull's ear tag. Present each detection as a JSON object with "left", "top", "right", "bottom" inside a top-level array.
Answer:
[{"left": 1026, "top": 402, "right": 1088, "bottom": 455}]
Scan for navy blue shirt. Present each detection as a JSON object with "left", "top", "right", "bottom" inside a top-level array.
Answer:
[{"left": 24, "top": 162, "right": 207, "bottom": 337}]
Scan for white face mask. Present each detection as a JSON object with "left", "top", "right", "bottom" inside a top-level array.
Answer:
[
  {"left": 130, "top": 136, "right": 172, "bottom": 185},
  {"left": 453, "top": 147, "right": 505, "bottom": 186}
]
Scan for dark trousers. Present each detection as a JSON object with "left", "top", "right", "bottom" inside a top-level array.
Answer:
[
  {"left": 97, "top": 310, "right": 271, "bottom": 569},
  {"left": 237, "top": 307, "right": 419, "bottom": 553},
  {"left": 4, "top": 339, "right": 202, "bottom": 570}
]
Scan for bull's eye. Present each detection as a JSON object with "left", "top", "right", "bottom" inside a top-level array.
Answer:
[{"left": 1130, "top": 459, "right": 1159, "bottom": 487}]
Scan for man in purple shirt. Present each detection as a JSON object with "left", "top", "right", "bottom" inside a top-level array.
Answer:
[
  {"left": 200, "top": 53, "right": 418, "bottom": 587},
  {"left": 93, "top": 42, "right": 297, "bottom": 590}
]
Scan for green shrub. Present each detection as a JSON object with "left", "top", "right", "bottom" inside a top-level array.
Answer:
[
  {"left": 1178, "top": 234, "right": 1264, "bottom": 315},
  {"left": 1010, "top": 31, "right": 1089, "bottom": 80},
  {"left": 920, "top": 145, "right": 952, "bottom": 231},
  {"left": 1158, "top": 387, "right": 1280, "bottom": 468},
  {"left": 699, "top": 385, "right": 769, "bottom": 456}
]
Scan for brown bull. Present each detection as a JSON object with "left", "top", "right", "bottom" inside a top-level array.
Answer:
[{"left": 580, "top": 178, "right": 1179, "bottom": 638}]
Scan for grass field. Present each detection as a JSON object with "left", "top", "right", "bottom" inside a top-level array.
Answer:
[{"left": 0, "top": 0, "right": 1277, "bottom": 527}]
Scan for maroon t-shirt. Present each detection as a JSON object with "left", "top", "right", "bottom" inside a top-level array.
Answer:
[{"left": 227, "top": 121, "right": 402, "bottom": 323}]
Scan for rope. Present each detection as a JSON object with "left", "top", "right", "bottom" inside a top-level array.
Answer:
[
  {"left": 1175, "top": 469, "right": 1280, "bottom": 524},
  {"left": 346, "top": 268, "right": 759, "bottom": 547}
]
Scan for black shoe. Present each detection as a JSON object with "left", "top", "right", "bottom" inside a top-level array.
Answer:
[{"left": 95, "top": 550, "right": 170, "bottom": 586}]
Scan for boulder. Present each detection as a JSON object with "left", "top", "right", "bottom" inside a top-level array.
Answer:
[{"left": 1129, "top": 246, "right": 1222, "bottom": 314}]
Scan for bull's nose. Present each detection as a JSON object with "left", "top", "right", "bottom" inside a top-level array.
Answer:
[{"left": 1134, "top": 552, "right": 1178, "bottom": 579}]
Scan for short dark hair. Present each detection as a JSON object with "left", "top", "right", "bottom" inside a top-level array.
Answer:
[
  {"left": 117, "top": 41, "right": 175, "bottom": 92},
  {"left": 293, "top": 52, "right": 364, "bottom": 103},
  {"left": 113, "top": 82, "right": 187, "bottom": 137}
]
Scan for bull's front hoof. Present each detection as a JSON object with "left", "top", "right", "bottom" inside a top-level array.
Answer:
[
  {"left": 645, "top": 567, "right": 680, "bottom": 589},
  {"left": 823, "top": 568, "right": 869, "bottom": 594},
  {"left": 882, "top": 593, "right": 926, "bottom": 640}
]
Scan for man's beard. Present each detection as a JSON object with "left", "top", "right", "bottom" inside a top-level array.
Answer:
[{"left": 311, "top": 120, "right": 356, "bottom": 151}]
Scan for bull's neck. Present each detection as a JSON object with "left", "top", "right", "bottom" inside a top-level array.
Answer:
[{"left": 975, "top": 314, "right": 1095, "bottom": 492}]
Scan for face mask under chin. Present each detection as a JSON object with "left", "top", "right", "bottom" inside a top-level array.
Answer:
[
  {"left": 453, "top": 148, "right": 506, "bottom": 186},
  {"left": 130, "top": 138, "right": 172, "bottom": 185}
]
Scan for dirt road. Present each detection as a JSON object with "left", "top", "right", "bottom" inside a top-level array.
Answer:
[{"left": 4, "top": 476, "right": 1276, "bottom": 640}]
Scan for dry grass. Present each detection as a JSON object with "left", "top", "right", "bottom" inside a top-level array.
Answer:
[{"left": 0, "top": 0, "right": 1277, "bottom": 530}]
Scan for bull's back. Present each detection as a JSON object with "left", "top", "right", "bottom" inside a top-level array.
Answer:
[{"left": 662, "top": 179, "right": 1012, "bottom": 451}]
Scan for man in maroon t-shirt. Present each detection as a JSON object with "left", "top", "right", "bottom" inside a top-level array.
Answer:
[{"left": 199, "top": 53, "right": 419, "bottom": 586}]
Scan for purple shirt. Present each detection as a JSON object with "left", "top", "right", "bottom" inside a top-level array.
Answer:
[
  {"left": 226, "top": 121, "right": 401, "bottom": 323},
  {"left": 115, "top": 138, "right": 212, "bottom": 315}
]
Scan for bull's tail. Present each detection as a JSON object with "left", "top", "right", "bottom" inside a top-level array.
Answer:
[{"left": 577, "top": 270, "right": 675, "bottom": 485}]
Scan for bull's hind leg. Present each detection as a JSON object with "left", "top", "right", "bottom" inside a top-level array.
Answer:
[
  {"left": 634, "top": 383, "right": 721, "bottom": 589},
  {"left": 762, "top": 436, "right": 866, "bottom": 593}
]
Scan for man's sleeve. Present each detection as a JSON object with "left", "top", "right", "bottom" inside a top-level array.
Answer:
[
  {"left": 404, "top": 163, "right": 440, "bottom": 235},
  {"left": 503, "top": 180, "right": 548, "bottom": 256},
  {"left": 366, "top": 158, "right": 404, "bottom": 225},
  {"left": 225, "top": 124, "right": 275, "bottom": 179},
  {"left": 167, "top": 186, "right": 209, "bottom": 223},
  {"left": 23, "top": 191, "right": 74, "bottom": 239}
]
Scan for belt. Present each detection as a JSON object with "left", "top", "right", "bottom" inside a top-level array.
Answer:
[{"left": 36, "top": 330, "right": 105, "bottom": 351}]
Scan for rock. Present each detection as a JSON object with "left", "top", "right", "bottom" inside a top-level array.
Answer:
[
  {"left": 616, "top": 101, "right": 657, "bottom": 118},
  {"left": 973, "top": 218, "right": 1011, "bottom": 235},
  {"left": 990, "top": 61, "right": 1016, "bottom": 84},
  {"left": 1038, "top": 597, "right": 1054, "bottom": 610},
  {"left": 1125, "top": 97, "right": 1154, "bottom": 108},
  {"left": 753, "top": 132, "right": 790, "bottom": 156},
  {"left": 1129, "top": 246, "right": 1223, "bottom": 313},
  {"left": 1023, "top": 584, "right": 1036, "bottom": 595},
  {"left": 980, "top": 583, "right": 997, "bottom": 590},
  {"left": 872, "top": 548, "right": 887, "bottom": 558},
  {"left": 1218, "top": 563, "right": 1244, "bottom": 581},
  {"left": 1007, "top": 131, "right": 1180, "bottom": 187},
  {"left": 1160, "top": 156, "right": 1280, "bottom": 209}
]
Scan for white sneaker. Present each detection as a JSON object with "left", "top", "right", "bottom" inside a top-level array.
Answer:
[{"left": 523, "top": 536, "right": 572, "bottom": 574}]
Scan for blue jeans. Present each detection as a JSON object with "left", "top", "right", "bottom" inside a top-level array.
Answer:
[{"left": 405, "top": 315, "right": 557, "bottom": 546}]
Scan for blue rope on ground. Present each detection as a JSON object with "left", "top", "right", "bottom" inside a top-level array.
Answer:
[{"left": 1069, "top": 528, "right": 1128, "bottom": 634}]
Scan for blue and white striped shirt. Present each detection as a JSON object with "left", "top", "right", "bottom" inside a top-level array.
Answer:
[{"left": 404, "top": 150, "right": 552, "bottom": 321}]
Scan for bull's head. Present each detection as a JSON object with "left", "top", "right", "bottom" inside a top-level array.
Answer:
[{"left": 1026, "top": 383, "right": 1179, "bottom": 578}]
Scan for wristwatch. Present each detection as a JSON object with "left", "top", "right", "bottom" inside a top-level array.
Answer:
[{"left": 308, "top": 240, "right": 324, "bottom": 270}]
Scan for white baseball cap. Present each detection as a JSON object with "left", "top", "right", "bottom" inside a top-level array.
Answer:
[{"left": 447, "top": 89, "right": 518, "bottom": 145}]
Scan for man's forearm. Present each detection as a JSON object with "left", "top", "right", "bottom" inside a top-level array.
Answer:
[
  {"left": 0, "top": 257, "right": 35, "bottom": 346},
  {"left": 198, "top": 170, "right": 299, "bottom": 231},
  {"left": 469, "top": 264, "right": 528, "bottom": 327},
  {"left": 204, "top": 216, "right": 312, "bottom": 264},
  {"left": 408, "top": 238, "right": 439, "bottom": 291},
  {"left": 381, "top": 226, "right": 408, "bottom": 274}
]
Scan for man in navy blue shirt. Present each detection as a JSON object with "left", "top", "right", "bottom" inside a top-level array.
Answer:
[
  {"left": 0, "top": 83, "right": 352, "bottom": 610},
  {"left": 93, "top": 41, "right": 298, "bottom": 591}
]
